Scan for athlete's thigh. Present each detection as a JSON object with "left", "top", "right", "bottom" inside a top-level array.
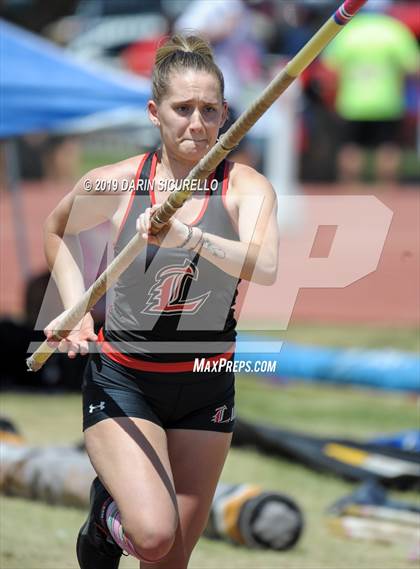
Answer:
[
  {"left": 167, "top": 428, "right": 232, "bottom": 553},
  {"left": 84, "top": 417, "right": 178, "bottom": 527}
]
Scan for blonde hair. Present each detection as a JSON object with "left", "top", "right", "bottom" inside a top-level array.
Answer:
[{"left": 152, "top": 34, "right": 225, "bottom": 103}]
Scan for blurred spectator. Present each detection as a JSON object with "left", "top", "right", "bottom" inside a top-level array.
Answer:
[{"left": 322, "top": 13, "right": 419, "bottom": 185}]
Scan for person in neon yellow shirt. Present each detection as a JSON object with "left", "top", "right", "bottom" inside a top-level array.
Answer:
[{"left": 323, "top": 12, "right": 419, "bottom": 184}]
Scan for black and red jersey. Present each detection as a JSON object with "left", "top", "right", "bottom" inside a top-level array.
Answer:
[{"left": 101, "top": 150, "right": 241, "bottom": 370}]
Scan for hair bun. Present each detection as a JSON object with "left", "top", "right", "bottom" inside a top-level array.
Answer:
[
  {"left": 152, "top": 33, "right": 224, "bottom": 103},
  {"left": 155, "top": 34, "right": 214, "bottom": 67}
]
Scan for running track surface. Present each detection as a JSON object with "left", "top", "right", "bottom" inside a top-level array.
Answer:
[{"left": 1, "top": 182, "right": 418, "bottom": 326}]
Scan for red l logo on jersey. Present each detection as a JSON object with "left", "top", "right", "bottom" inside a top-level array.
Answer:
[{"left": 142, "top": 259, "right": 210, "bottom": 316}]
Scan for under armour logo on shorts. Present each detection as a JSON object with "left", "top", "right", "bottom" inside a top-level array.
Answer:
[{"left": 89, "top": 401, "right": 106, "bottom": 414}]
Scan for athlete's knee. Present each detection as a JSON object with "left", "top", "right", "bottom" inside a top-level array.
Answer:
[{"left": 124, "top": 522, "right": 176, "bottom": 562}]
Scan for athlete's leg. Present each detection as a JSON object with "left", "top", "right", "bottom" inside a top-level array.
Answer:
[
  {"left": 139, "top": 429, "right": 232, "bottom": 569},
  {"left": 84, "top": 417, "right": 178, "bottom": 562}
]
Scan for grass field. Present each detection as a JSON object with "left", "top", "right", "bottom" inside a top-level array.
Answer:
[{"left": 1, "top": 324, "right": 419, "bottom": 569}]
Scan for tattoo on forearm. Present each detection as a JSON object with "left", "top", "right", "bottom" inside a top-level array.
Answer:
[{"left": 202, "top": 237, "right": 226, "bottom": 258}]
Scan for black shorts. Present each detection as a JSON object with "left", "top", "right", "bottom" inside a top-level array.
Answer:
[
  {"left": 82, "top": 353, "right": 235, "bottom": 433},
  {"left": 341, "top": 119, "right": 401, "bottom": 148}
]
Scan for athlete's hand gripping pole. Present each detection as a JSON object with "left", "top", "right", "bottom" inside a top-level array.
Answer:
[{"left": 26, "top": 0, "right": 367, "bottom": 372}]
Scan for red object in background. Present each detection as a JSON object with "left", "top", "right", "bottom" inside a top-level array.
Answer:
[
  {"left": 387, "top": 2, "right": 420, "bottom": 38},
  {"left": 122, "top": 36, "right": 165, "bottom": 77},
  {"left": 301, "top": 61, "right": 338, "bottom": 109}
]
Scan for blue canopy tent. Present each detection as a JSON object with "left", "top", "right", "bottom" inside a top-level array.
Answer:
[
  {"left": 1, "top": 18, "right": 151, "bottom": 278},
  {"left": 0, "top": 18, "right": 151, "bottom": 136}
]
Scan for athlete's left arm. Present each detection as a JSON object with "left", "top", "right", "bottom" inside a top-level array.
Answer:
[{"left": 195, "top": 166, "right": 279, "bottom": 285}]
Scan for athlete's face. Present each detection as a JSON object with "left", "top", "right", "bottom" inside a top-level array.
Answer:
[{"left": 148, "top": 70, "right": 227, "bottom": 163}]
